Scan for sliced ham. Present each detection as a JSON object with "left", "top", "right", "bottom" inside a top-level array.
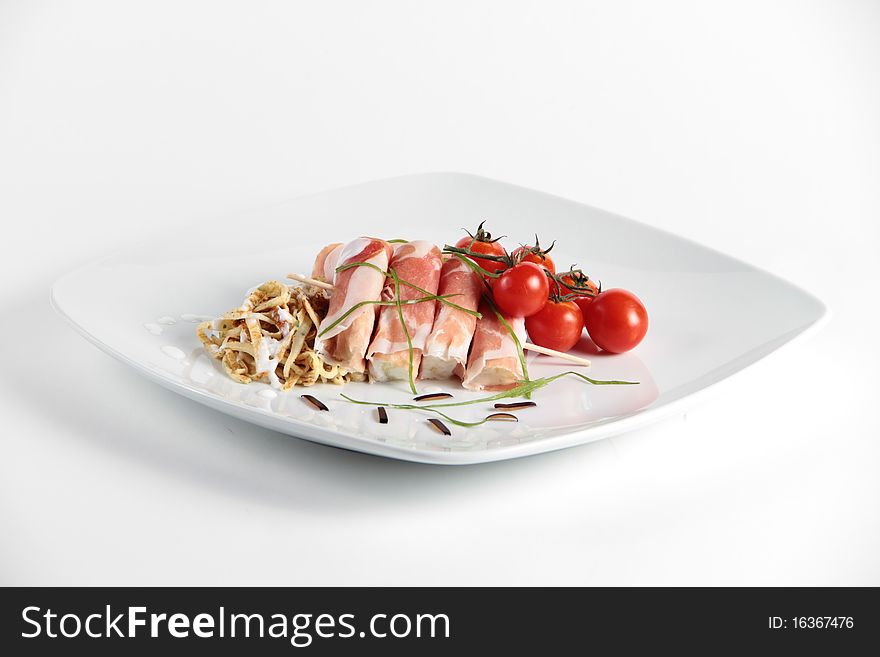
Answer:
[
  {"left": 314, "top": 237, "right": 392, "bottom": 374},
  {"left": 420, "top": 256, "right": 483, "bottom": 380},
  {"left": 461, "top": 300, "right": 527, "bottom": 391},
  {"left": 367, "top": 241, "right": 442, "bottom": 382},
  {"left": 310, "top": 242, "right": 343, "bottom": 282}
]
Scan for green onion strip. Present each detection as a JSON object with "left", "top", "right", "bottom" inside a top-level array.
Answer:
[
  {"left": 446, "top": 251, "right": 528, "bottom": 393},
  {"left": 318, "top": 261, "right": 482, "bottom": 339},
  {"left": 335, "top": 261, "right": 481, "bottom": 318},
  {"left": 388, "top": 266, "right": 418, "bottom": 395},
  {"left": 340, "top": 371, "right": 638, "bottom": 427},
  {"left": 446, "top": 250, "right": 504, "bottom": 279},
  {"left": 340, "top": 395, "right": 494, "bottom": 428},
  {"left": 483, "top": 294, "right": 531, "bottom": 395},
  {"left": 316, "top": 295, "right": 459, "bottom": 338},
  {"left": 328, "top": 259, "right": 483, "bottom": 395}
]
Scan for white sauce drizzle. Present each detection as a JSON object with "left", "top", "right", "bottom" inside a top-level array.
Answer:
[
  {"left": 276, "top": 307, "right": 294, "bottom": 338},
  {"left": 254, "top": 336, "right": 283, "bottom": 388},
  {"left": 161, "top": 345, "right": 186, "bottom": 360},
  {"left": 181, "top": 313, "right": 212, "bottom": 323}
]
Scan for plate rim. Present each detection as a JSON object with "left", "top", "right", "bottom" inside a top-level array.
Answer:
[{"left": 50, "top": 171, "right": 830, "bottom": 465}]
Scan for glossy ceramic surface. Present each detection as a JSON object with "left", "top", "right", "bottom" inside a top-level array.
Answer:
[{"left": 51, "top": 173, "right": 827, "bottom": 463}]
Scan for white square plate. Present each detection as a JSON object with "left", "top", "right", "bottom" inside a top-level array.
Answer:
[{"left": 51, "top": 173, "right": 827, "bottom": 464}]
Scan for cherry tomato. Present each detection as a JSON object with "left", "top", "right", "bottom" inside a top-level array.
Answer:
[
  {"left": 492, "top": 262, "right": 550, "bottom": 317},
  {"left": 512, "top": 245, "right": 556, "bottom": 274},
  {"left": 582, "top": 288, "right": 648, "bottom": 353},
  {"left": 525, "top": 300, "right": 583, "bottom": 352},
  {"left": 455, "top": 222, "right": 507, "bottom": 275},
  {"left": 558, "top": 271, "right": 598, "bottom": 317},
  {"left": 572, "top": 297, "right": 593, "bottom": 318}
]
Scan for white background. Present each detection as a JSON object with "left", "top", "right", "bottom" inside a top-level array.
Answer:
[{"left": 1, "top": 0, "right": 878, "bottom": 585}]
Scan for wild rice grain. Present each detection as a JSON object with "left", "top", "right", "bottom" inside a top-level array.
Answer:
[
  {"left": 414, "top": 392, "right": 454, "bottom": 402},
  {"left": 485, "top": 412, "right": 518, "bottom": 422},
  {"left": 301, "top": 394, "right": 328, "bottom": 411},
  {"left": 493, "top": 401, "right": 537, "bottom": 410},
  {"left": 427, "top": 418, "right": 451, "bottom": 435}
]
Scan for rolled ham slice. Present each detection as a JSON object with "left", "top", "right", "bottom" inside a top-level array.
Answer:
[
  {"left": 461, "top": 300, "right": 527, "bottom": 391},
  {"left": 310, "top": 242, "right": 343, "bottom": 282},
  {"left": 421, "top": 256, "right": 483, "bottom": 380},
  {"left": 314, "top": 237, "right": 392, "bottom": 374},
  {"left": 367, "top": 241, "right": 442, "bottom": 382}
]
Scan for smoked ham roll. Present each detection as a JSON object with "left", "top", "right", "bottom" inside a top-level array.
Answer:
[
  {"left": 420, "top": 256, "right": 483, "bottom": 380},
  {"left": 311, "top": 242, "right": 343, "bottom": 282},
  {"left": 461, "top": 300, "right": 527, "bottom": 391},
  {"left": 314, "top": 237, "right": 393, "bottom": 375},
  {"left": 367, "top": 241, "right": 442, "bottom": 382}
]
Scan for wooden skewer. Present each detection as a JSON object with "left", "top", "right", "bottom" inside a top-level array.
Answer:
[
  {"left": 286, "top": 272, "right": 590, "bottom": 367},
  {"left": 522, "top": 342, "right": 590, "bottom": 367},
  {"left": 287, "top": 272, "right": 335, "bottom": 290}
]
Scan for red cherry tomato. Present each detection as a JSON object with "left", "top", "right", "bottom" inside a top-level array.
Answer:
[
  {"left": 559, "top": 271, "right": 598, "bottom": 317},
  {"left": 492, "top": 262, "right": 550, "bottom": 317},
  {"left": 455, "top": 222, "right": 507, "bottom": 275},
  {"left": 525, "top": 299, "right": 583, "bottom": 352},
  {"left": 582, "top": 288, "right": 648, "bottom": 353},
  {"left": 512, "top": 245, "right": 556, "bottom": 274},
  {"left": 572, "top": 297, "right": 593, "bottom": 318}
]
